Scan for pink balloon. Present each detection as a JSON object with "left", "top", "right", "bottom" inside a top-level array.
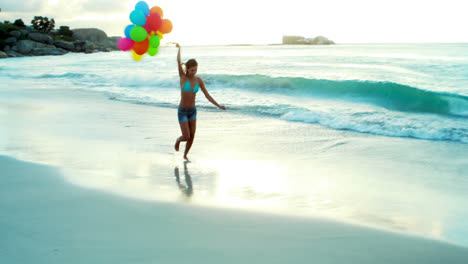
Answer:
[
  {"left": 143, "top": 24, "right": 152, "bottom": 34},
  {"left": 147, "top": 12, "right": 162, "bottom": 31},
  {"left": 117, "top": 37, "right": 135, "bottom": 51}
]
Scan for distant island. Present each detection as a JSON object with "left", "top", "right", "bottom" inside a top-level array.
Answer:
[
  {"left": 1, "top": 18, "right": 118, "bottom": 59},
  {"left": 282, "top": 35, "right": 335, "bottom": 45}
]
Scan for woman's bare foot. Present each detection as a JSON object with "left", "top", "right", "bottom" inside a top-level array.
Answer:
[
  {"left": 174, "top": 139, "right": 180, "bottom": 151},
  {"left": 184, "top": 155, "right": 190, "bottom": 162}
]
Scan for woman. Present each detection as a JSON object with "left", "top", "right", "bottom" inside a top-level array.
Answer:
[{"left": 174, "top": 43, "right": 226, "bottom": 161}]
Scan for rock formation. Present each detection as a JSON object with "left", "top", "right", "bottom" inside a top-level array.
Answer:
[
  {"left": 0, "top": 26, "right": 119, "bottom": 59},
  {"left": 283, "top": 35, "right": 335, "bottom": 45}
]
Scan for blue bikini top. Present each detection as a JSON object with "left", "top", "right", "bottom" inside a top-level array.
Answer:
[{"left": 182, "top": 80, "right": 199, "bottom": 93}]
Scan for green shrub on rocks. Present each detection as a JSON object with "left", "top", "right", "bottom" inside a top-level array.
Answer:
[
  {"left": 0, "top": 22, "right": 22, "bottom": 50},
  {"left": 54, "top": 26, "right": 75, "bottom": 42},
  {"left": 13, "top": 19, "right": 26, "bottom": 28},
  {"left": 0, "top": 22, "right": 21, "bottom": 37}
]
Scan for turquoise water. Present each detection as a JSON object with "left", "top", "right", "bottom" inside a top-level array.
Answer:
[{"left": 1, "top": 43, "right": 467, "bottom": 143}]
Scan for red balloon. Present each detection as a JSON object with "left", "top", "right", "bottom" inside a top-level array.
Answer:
[
  {"left": 147, "top": 12, "right": 162, "bottom": 31},
  {"left": 133, "top": 38, "right": 149, "bottom": 55},
  {"left": 142, "top": 24, "right": 151, "bottom": 34}
]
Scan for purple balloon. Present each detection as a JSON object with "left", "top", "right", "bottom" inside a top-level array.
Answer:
[{"left": 117, "top": 37, "right": 135, "bottom": 51}]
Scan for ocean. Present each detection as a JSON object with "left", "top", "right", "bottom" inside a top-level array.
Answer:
[
  {"left": 1, "top": 43, "right": 468, "bottom": 246},
  {"left": 3, "top": 43, "right": 467, "bottom": 143}
]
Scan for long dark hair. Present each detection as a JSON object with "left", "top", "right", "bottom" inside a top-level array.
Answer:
[{"left": 183, "top": 59, "right": 198, "bottom": 76}]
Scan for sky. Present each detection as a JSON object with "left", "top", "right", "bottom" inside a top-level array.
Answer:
[{"left": 0, "top": 0, "right": 467, "bottom": 45}]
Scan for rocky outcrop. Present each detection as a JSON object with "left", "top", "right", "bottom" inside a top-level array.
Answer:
[
  {"left": 15, "top": 40, "right": 48, "bottom": 54},
  {"left": 15, "top": 40, "right": 66, "bottom": 56},
  {"left": 73, "top": 40, "right": 95, "bottom": 53},
  {"left": 72, "top": 28, "right": 117, "bottom": 52},
  {"left": 19, "top": 29, "right": 30, "bottom": 37},
  {"left": 31, "top": 47, "right": 67, "bottom": 56},
  {"left": 28, "top": 32, "right": 54, "bottom": 45},
  {"left": 5, "top": 37, "right": 17, "bottom": 45},
  {"left": 72, "top": 28, "right": 108, "bottom": 43},
  {"left": 54, "top": 40, "right": 75, "bottom": 51},
  {"left": 283, "top": 35, "right": 335, "bottom": 45},
  {"left": 6, "top": 51, "right": 24, "bottom": 57},
  {"left": 311, "top": 36, "right": 335, "bottom": 45},
  {"left": 9, "top": 30, "right": 22, "bottom": 38},
  {"left": 1, "top": 27, "right": 119, "bottom": 58},
  {"left": 0, "top": 51, "right": 7, "bottom": 59}
]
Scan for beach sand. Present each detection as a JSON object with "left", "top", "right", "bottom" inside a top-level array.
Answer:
[
  {"left": 1, "top": 88, "right": 468, "bottom": 262},
  {"left": 2, "top": 155, "right": 468, "bottom": 263}
]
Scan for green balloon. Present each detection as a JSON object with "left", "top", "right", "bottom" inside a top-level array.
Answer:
[
  {"left": 149, "top": 35, "right": 160, "bottom": 48},
  {"left": 148, "top": 47, "right": 159, "bottom": 56},
  {"left": 130, "top": 26, "right": 148, "bottom": 42}
]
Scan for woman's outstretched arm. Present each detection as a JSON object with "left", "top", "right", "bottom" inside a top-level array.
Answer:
[
  {"left": 199, "top": 77, "right": 226, "bottom": 110},
  {"left": 176, "top": 43, "right": 184, "bottom": 77}
]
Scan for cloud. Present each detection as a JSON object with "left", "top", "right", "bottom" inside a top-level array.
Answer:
[
  {"left": 1, "top": 0, "right": 128, "bottom": 17},
  {"left": 0, "top": 0, "right": 45, "bottom": 12},
  {"left": 78, "top": 0, "right": 128, "bottom": 15}
]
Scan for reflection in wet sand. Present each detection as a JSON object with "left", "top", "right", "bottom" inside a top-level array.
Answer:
[{"left": 174, "top": 161, "right": 193, "bottom": 198}]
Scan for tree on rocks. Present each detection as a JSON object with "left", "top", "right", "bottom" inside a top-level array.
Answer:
[{"left": 31, "top": 16, "right": 55, "bottom": 33}]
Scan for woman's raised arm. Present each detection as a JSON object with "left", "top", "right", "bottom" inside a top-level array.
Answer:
[{"left": 176, "top": 43, "right": 184, "bottom": 78}]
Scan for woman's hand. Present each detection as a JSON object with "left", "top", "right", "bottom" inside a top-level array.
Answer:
[{"left": 175, "top": 43, "right": 180, "bottom": 48}]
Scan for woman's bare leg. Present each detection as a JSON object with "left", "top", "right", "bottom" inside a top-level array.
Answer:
[
  {"left": 184, "top": 120, "right": 196, "bottom": 160},
  {"left": 175, "top": 121, "right": 191, "bottom": 151}
]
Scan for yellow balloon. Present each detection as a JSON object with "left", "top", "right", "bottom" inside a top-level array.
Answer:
[{"left": 132, "top": 50, "right": 143, "bottom": 61}]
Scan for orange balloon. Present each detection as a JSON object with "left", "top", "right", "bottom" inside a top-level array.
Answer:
[
  {"left": 133, "top": 38, "right": 149, "bottom": 55},
  {"left": 159, "top": 19, "right": 173, "bottom": 34},
  {"left": 150, "top": 6, "right": 164, "bottom": 17}
]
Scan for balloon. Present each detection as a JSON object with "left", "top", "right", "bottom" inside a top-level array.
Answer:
[
  {"left": 135, "top": 1, "right": 150, "bottom": 16},
  {"left": 132, "top": 50, "right": 143, "bottom": 61},
  {"left": 142, "top": 24, "right": 151, "bottom": 34},
  {"left": 117, "top": 37, "right": 134, "bottom": 51},
  {"left": 149, "top": 35, "right": 160, "bottom": 48},
  {"left": 119, "top": 4, "right": 172, "bottom": 60},
  {"left": 150, "top": 6, "right": 164, "bottom": 17},
  {"left": 148, "top": 47, "right": 159, "bottom": 56},
  {"left": 133, "top": 38, "right": 149, "bottom": 55},
  {"left": 124, "top": 25, "right": 134, "bottom": 39},
  {"left": 159, "top": 19, "right": 173, "bottom": 34},
  {"left": 147, "top": 12, "right": 162, "bottom": 31},
  {"left": 129, "top": 9, "right": 146, "bottom": 26},
  {"left": 130, "top": 26, "right": 148, "bottom": 42}
]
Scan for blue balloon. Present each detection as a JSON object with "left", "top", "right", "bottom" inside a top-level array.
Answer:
[
  {"left": 124, "top": 24, "right": 134, "bottom": 39},
  {"left": 135, "top": 1, "right": 150, "bottom": 16},
  {"left": 129, "top": 9, "right": 146, "bottom": 26}
]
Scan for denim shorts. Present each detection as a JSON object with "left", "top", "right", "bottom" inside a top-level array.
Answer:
[{"left": 178, "top": 106, "right": 197, "bottom": 123}]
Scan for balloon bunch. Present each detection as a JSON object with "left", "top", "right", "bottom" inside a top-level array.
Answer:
[{"left": 117, "top": 1, "right": 173, "bottom": 61}]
